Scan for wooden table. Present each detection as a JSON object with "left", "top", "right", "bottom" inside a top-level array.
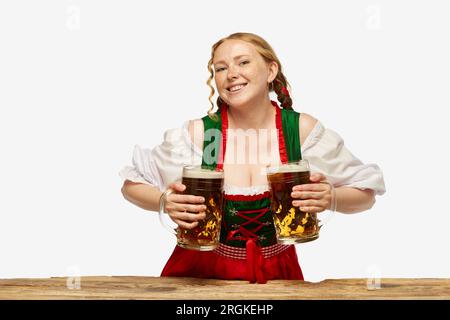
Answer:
[{"left": 0, "top": 277, "right": 449, "bottom": 300}]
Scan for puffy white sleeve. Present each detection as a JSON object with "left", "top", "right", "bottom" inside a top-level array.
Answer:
[
  {"left": 301, "top": 121, "right": 386, "bottom": 195},
  {"left": 119, "top": 121, "right": 203, "bottom": 191}
]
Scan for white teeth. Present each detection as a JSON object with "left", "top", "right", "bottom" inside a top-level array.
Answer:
[{"left": 229, "top": 84, "right": 246, "bottom": 92}]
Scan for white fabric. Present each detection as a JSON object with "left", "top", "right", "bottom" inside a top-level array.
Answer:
[
  {"left": 302, "top": 122, "right": 386, "bottom": 195},
  {"left": 119, "top": 121, "right": 200, "bottom": 191},
  {"left": 223, "top": 183, "right": 270, "bottom": 195},
  {"left": 119, "top": 120, "right": 386, "bottom": 195}
]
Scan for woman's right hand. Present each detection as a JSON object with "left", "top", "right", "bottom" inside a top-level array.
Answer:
[{"left": 163, "top": 182, "right": 207, "bottom": 229}]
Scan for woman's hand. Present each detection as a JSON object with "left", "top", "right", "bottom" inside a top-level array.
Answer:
[
  {"left": 291, "top": 172, "right": 333, "bottom": 213},
  {"left": 163, "top": 182, "right": 207, "bottom": 229}
]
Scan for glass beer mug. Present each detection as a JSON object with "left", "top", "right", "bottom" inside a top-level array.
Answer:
[
  {"left": 266, "top": 160, "right": 336, "bottom": 244},
  {"left": 159, "top": 165, "right": 224, "bottom": 251}
]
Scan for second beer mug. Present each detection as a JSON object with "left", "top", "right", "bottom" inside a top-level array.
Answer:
[
  {"left": 159, "top": 165, "right": 224, "bottom": 251},
  {"left": 266, "top": 160, "right": 335, "bottom": 244}
]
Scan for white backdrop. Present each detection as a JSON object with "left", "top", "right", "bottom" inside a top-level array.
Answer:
[{"left": 1, "top": 0, "right": 449, "bottom": 282}]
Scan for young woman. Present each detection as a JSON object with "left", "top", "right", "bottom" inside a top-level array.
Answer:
[{"left": 120, "top": 32, "right": 386, "bottom": 284}]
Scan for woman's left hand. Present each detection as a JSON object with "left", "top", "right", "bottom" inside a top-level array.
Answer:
[{"left": 291, "top": 172, "right": 333, "bottom": 213}]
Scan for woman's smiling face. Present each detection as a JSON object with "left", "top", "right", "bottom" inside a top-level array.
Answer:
[{"left": 213, "top": 39, "right": 277, "bottom": 107}]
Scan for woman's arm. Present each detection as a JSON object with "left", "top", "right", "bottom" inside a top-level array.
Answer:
[
  {"left": 122, "top": 179, "right": 207, "bottom": 230},
  {"left": 121, "top": 180, "right": 163, "bottom": 212},
  {"left": 334, "top": 187, "right": 375, "bottom": 214},
  {"left": 120, "top": 120, "right": 203, "bottom": 212},
  {"left": 298, "top": 113, "right": 381, "bottom": 214}
]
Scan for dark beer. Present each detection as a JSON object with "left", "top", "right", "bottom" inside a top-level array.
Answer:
[
  {"left": 267, "top": 162, "right": 320, "bottom": 244},
  {"left": 177, "top": 166, "right": 224, "bottom": 251}
]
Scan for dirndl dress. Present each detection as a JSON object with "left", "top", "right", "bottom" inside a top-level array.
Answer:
[{"left": 161, "top": 100, "right": 304, "bottom": 284}]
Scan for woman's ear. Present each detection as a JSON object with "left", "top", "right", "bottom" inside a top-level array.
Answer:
[{"left": 267, "top": 61, "right": 279, "bottom": 83}]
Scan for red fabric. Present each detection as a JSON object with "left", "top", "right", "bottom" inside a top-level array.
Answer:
[
  {"left": 245, "top": 239, "right": 265, "bottom": 283},
  {"left": 281, "top": 86, "right": 290, "bottom": 96},
  {"left": 217, "top": 103, "right": 228, "bottom": 170},
  {"left": 224, "top": 191, "right": 270, "bottom": 201},
  {"left": 161, "top": 245, "right": 304, "bottom": 283},
  {"left": 273, "top": 100, "right": 288, "bottom": 163}
]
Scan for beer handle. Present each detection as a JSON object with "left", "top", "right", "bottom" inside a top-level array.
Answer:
[
  {"left": 326, "top": 181, "right": 337, "bottom": 212},
  {"left": 319, "top": 181, "right": 336, "bottom": 226},
  {"left": 158, "top": 188, "right": 177, "bottom": 235}
]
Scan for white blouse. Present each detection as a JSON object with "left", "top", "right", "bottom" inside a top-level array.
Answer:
[{"left": 119, "top": 120, "right": 386, "bottom": 196}]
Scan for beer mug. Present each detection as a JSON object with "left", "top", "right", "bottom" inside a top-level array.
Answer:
[
  {"left": 266, "top": 160, "right": 335, "bottom": 244},
  {"left": 159, "top": 165, "right": 224, "bottom": 251}
]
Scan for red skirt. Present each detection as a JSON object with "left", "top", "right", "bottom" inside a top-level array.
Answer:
[{"left": 161, "top": 244, "right": 304, "bottom": 284}]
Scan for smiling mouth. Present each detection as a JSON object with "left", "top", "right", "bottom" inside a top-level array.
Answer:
[{"left": 227, "top": 83, "right": 248, "bottom": 93}]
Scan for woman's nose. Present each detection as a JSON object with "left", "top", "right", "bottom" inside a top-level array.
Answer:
[{"left": 227, "top": 65, "right": 239, "bottom": 79}]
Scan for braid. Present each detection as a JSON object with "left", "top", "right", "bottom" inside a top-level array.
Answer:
[{"left": 272, "top": 75, "right": 293, "bottom": 110}]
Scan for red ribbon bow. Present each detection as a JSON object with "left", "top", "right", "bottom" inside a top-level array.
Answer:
[{"left": 281, "top": 86, "right": 290, "bottom": 96}]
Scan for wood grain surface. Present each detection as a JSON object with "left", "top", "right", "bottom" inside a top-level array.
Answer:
[{"left": 0, "top": 277, "right": 449, "bottom": 300}]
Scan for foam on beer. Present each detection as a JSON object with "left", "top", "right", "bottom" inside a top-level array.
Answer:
[
  {"left": 183, "top": 166, "right": 224, "bottom": 179},
  {"left": 266, "top": 163, "right": 309, "bottom": 175}
]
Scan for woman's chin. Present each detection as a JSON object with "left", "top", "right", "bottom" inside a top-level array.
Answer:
[{"left": 225, "top": 95, "right": 250, "bottom": 107}]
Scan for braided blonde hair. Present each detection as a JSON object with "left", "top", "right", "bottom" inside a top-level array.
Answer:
[{"left": 206, "top": 32, "right": 293, "bottom": 120}]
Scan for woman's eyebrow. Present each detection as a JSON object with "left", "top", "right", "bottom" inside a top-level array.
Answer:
[{"left": 213, "top": 55, "right": 251, "bottom": 65}]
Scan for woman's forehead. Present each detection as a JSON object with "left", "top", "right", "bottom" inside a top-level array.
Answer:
[{"left": 213, "top": 40, "right": 257, "bottom": 64}]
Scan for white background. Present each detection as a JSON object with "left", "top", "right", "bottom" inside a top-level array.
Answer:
[{"left": 1, "top": 0, "right": 449, "bottom": 282}]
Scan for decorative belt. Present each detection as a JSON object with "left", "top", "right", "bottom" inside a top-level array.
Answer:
[{"left": 214, "top": 243, "right": 290, "bottom": 260}]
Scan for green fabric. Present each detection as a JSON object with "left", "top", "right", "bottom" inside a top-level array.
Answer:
[
  {"left": 220, "top": 197, "right": 277, "bottom": 247},
  {"left": 201, "top": 112, "right": 222, "bottom": 170},
  {"left": 281, "top": 109, "right": 302, "bottom": 161}
]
